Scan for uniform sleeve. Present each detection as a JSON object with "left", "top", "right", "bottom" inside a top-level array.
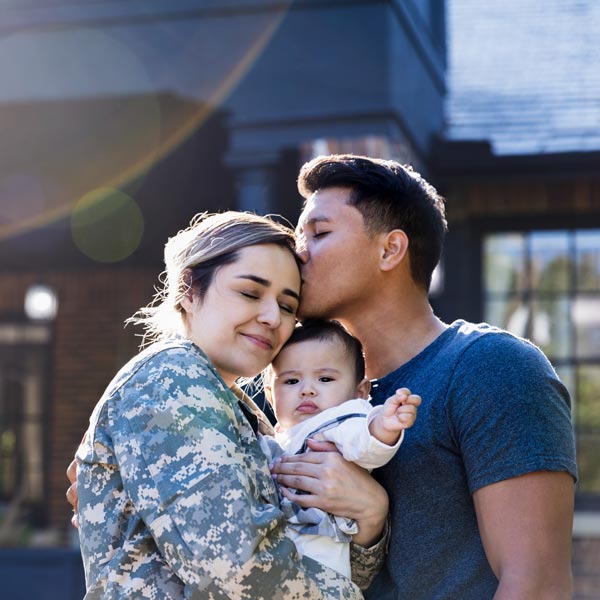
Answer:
[
  {"left": 446, "top": 333, "right": 578, "bottom": 495},
  {"left": 109, "top": 349, "right": 363, "bottom": 599},
  {"left": 350, "top": 518, "right": 390, "bottom": 590},
  {"left": 318, "top": 400, "right": 402, "bottom": 470}
]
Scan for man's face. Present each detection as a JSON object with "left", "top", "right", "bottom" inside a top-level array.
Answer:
[{"left": 295, "top": 186, "right": 381, "bottom": 320}]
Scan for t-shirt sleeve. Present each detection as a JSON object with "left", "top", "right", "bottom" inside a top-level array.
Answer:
[
  {"left": 445, "top": 333, "right": 578, "bottom": 495},
  {"left": 109, "top": 348, "right": 363, "bottom": 599}
]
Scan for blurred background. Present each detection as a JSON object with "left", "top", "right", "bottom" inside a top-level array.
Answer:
[{"left": 0, "top": 1, "right": 598, "bottom": 598}]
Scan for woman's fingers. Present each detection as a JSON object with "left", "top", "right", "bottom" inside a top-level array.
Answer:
[{"left": 66, "top": 458, "right": 79, "bottom": 527}]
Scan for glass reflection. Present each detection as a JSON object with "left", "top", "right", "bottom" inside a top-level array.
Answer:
[
  {"left": 576, "top": 366, "right": 600, "bottom": 494},
  {"left": 576, "top": 230, "right": 600, "bottom": 291},
  {"left": 530, "top": 231, "right": 570, "bottom": 291},
  {"left": 573, "top": 296, "right": 600, "bottom": 359},
  {"left": 531, "top": 299, "right": 571, "bottom": 359},
  {"left": 484, "top": 234, "right": 526, "bottom": 293}
]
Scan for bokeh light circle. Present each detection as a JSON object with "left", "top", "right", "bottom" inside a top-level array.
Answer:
[{"left": 71, "top": 188, "right": 144, "bottom": 263}]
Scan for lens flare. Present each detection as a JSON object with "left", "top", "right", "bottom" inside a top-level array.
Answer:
[{"left": 71, "top": 188, "right": 144, "bottom": 263}]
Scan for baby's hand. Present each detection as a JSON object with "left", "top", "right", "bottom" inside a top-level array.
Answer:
[
  {"left": 381, "top": 388, "right": 421, "bottom": 432},
  {"left": 369, "top": 388, "right": 421, "bottom": 445}
]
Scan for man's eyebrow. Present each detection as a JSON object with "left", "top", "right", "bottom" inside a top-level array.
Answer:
[
  {"left": 236, "top": 274, "right": 300, "bottom": 302},
  {"left": 303, "top": 216, "right": 332, "bottom": 228}
]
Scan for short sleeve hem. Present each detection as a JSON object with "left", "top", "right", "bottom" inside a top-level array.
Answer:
[{"left": 468, "top": 456, "right": 578, "bottom": 495}]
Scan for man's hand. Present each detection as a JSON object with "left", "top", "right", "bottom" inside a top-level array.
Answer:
[
  {"left": 66, "top": 458, "right": 79, "bottom": 528},
  {"left": 271, "top": 440, "right": 388, "bottom": 547}
]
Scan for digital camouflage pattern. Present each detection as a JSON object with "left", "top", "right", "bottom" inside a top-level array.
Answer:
[{"left": 76, "top": 339, "right": 376, "bottom": 599}]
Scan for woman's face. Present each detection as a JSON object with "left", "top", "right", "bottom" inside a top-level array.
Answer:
[{"left": 181, "top": 243, "right": 301, "bottom": 386}]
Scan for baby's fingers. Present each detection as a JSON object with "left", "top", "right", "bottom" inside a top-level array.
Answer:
[{"left": 403, "top": 393, "right": 422, "bottom": 407}]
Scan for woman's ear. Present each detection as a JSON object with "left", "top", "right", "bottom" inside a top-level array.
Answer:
[
  {"left": 356, "top": 377, "right": 371, "bottom": 400},
  {"left": 179, "top": 269, "right": 196, "bottom": 313},
  {"left": 379, "top": 229, "right": 409, "bottom": 272},
  {"left": 179, "top": 293, "right": 195, "bottom": 314}
]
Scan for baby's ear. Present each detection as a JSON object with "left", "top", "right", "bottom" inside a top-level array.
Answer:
[{"left": 356, "top": 377, "right": 371, "bottom": 400}]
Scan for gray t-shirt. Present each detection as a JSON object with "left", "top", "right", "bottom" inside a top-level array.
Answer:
[{"left": 365, "top": 320, "right": 577, "bottom": 600}]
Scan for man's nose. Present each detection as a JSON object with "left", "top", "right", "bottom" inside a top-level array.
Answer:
[
  {"left": 296, "top": 247, "right": 309, "bottom": 264},
  {"left": 295, "top": 236, "right": 309, "bottom": 263}
]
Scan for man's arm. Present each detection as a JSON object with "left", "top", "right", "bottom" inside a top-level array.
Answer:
[{"left": 473, "top": 470, "right": 574, "bottom": 599}]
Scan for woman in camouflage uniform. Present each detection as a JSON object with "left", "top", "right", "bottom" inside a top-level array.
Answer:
[{"left": 73, "top": 211, "right": 387, "bottom": 599}]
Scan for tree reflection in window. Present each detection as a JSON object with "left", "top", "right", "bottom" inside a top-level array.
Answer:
[{"left": 484, "top": 229, "right": 600, "bottom": 506}]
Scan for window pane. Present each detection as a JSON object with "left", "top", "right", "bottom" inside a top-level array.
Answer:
[
  {"left": 572, "top": 296, "right": 600, "bottom": 359},
  {"left": 530, "top": 298, "right": 572, "bottom": 359},
  {"left": 484, "top": 234, "right": 526, "bottom": 293},
  {"left": 485, "top": 297, "right": 528, "bottom": 337},
  {"left": 530, "top": 231, "right": 571, "bottom": 291},
  {"left": 555, "top": 366, "right": 575, "bottom": 409},
  {"left": 576, "top": 366, "right": 600, "bottom": 494},
  {"left": 575, "top": 230, "right": 600, "bottom": 291}
]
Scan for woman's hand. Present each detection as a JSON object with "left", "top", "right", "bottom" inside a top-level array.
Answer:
[
  {"left": 66, "top": 458, "right": 79, "bottom": 528},
  {"left": 270, "top": 439, "right": 389, "bottom": 547}
]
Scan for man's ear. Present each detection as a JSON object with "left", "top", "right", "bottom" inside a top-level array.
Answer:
[
  {"left": 356, "top": 377, "right": 371, "bottom": 400},
  {"left": 379, "top": 229, "right": 409, "bottom": 272}
]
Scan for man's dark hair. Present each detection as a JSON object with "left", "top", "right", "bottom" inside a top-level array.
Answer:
[
  {"left": 297, "top": 154, "right": 447, "bottom": 290},
  {"left": 279, "top": 319, "right": 365, "bottom": 383}
]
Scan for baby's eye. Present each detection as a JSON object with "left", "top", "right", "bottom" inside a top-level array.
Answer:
[
  {"left": 319, "top": 376, "right": 335, "bottom": 383},
  {"left": 283, "top": 378, "right": 299, "bottom": 385}
]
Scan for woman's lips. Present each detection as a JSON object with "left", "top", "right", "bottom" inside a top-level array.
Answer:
[{"left": 242, "top": 333, "right": 274, "bottom": 350}]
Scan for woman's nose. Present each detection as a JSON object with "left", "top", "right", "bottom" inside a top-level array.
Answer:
[{"left": 258, "top": 300, "right": 281, "bottom": 328}]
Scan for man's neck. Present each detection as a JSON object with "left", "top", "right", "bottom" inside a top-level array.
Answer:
[{"left": 338, "top": 296, "right": 447, "bottom": 380}]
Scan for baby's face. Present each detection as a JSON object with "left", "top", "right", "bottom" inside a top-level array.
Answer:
[{"left": 268, "top": 338, "right": 362, "bottom": 430}]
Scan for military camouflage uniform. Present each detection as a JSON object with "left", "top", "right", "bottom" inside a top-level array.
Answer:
[{"left": 76, "top": 339, "right": 384, "bottom": 598}]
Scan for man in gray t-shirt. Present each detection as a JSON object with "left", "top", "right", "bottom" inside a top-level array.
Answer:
[
  {"left": 273, "top": 154, "right": 576, "bottom": 599},
  {"left": 367, "top": 320, "right": 576, "bottom": 599}
]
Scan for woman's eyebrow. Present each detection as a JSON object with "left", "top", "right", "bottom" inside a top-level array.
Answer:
[{"left": 236, "top": 274, "right": 300, "bottom": 302}]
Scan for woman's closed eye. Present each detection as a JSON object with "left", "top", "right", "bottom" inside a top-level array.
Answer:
[
  {"left": 278, "top": 302, "right": 296, "bottom": 315},
  {"left": 313, "top": 230, "right": 330, "bottom": 239},
  {"left": 240, "top": 290, "right": 260, "bottom": 300}
]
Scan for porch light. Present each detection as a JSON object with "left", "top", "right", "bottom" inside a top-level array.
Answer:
[{"left": 24, "top": 284, "right": 58, "bottom": 321}]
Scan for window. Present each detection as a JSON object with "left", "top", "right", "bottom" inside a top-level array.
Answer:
[
  {"left": 484, "top": 230, "right": 600, "bottom": 506},
  {"left": 0, "top": 324, "right": 51, "bottom": 535}
]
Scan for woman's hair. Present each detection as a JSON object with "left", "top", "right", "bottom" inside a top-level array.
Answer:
[{"left": 129, "top": 211, "right": 297, "bottom": 345}]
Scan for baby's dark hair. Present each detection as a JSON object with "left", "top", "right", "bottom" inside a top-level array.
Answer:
[{"left": 278, "top": 319, "right": 365, "bottom": 383}]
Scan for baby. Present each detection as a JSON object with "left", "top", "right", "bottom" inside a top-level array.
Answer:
[{"left": 260, "top": 319, "right": 420, "bottom": 577}]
